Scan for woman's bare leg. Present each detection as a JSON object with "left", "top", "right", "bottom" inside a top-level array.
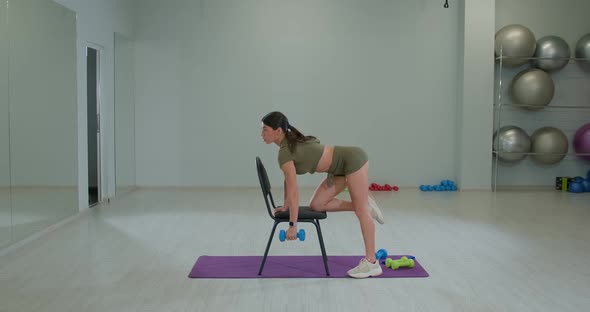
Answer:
[
  {"left": 345, "top": 162, "right": 376, "bottom": 262},
  {"left": 308, "top": 176, "right": 354, "bottom": 212}
]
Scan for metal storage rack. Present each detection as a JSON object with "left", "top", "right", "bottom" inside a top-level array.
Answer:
[{"left": 492, "top": 50, "right": 590, "bottom": 191}]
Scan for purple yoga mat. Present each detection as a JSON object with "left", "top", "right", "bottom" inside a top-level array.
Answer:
[{"left": 188, "top": 255, "right": 429, "bottom": 278}]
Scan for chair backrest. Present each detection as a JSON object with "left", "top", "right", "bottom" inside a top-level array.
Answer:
[{"left": 256, "top": 156, "right": 277, "bottom": 219}]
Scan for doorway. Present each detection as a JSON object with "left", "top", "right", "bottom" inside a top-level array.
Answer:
[{"left": 87, "top": 46, "right": 101, "bottom": 206}]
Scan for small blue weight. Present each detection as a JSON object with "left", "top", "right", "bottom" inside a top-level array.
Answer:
[
  {"left": 568, "top": 182, "right": 584, "bottom": 193},
  {"left": 298, "top": 229, "right": 305, "bottom": 241},
  {"left": 279, "top": 229, "right": 305, "bottom": 241},
  {"left": 375, "top": 249, "right": 388, "bottom": 261}
]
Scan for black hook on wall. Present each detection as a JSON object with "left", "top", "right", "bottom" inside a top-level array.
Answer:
[{"left": 444, "top": 0, "right": 449, "bottom": 8}]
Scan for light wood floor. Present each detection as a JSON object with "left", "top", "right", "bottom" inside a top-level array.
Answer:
[{"left": 0, "top": 188, "right": 589, "bottom": 312}]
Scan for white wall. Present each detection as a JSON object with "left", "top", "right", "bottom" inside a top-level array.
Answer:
[
  {"left": 456, "top": 0, "right": 495, "bottom": 190},
  {"left": 0, "top": 2, "right": 9, "bottom": 188},
  {"left": 134, "top": 0, "right": 462, "bottom": 187},
  {"left": 495, "top": 0, "right": 590, "bottom": 187},
  {"left": 8, "top": 0, "right": 77, "bottom": 187},
  {"left": 53, "top": 0, "right": 134, "bottom": 208},
  {"left": 114, "top": 33, "right": 136, "bottom": 193}
]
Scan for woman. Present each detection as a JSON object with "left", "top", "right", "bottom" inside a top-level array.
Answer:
[{"left": 260, "top": 111, "right": 384, "bottom": 278}]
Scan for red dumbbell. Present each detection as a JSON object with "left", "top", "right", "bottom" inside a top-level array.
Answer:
[{"left": 370, "top": 182, "right": 399, "bottom": 191}]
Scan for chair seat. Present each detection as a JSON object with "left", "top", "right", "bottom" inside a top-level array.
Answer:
[{"left": 274, "top": 206, "right": 327, "bottom": 220}]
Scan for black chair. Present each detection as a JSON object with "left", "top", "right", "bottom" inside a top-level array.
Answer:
[{"left": 255, "top": 156, "right": 330, "bottom": 276}]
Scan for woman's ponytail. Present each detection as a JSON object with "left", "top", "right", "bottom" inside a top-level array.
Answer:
[{"left": 285, "top": 124, "right": 315, "bottom": 153}]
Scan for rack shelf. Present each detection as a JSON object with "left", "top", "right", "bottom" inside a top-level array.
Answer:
[
  {"left": 492, "top": 151, "right": 590, "bottom": 157},
  {"left": 495, "top": 56, "right": 590, "bottom": 61},
  {"left": 492, "top": 52, "right": 590, "bottom": 191},
  {"left": 493, "top": 103, "right": 590, "bottom": 110}
]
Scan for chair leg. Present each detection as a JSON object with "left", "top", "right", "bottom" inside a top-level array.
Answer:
[
  {"left": 258, "top": 221, "right": 279, "bottom": 275},
  {"left": 314, "top": 220, "right": 330, "bottom": 276}
]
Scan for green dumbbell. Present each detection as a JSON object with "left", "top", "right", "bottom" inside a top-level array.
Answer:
[{"left": 385, "top": 256, "right": 415, "bottom": 270}]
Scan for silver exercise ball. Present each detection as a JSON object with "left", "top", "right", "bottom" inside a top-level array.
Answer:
[
  {"left": 575, "top": 33, "right": 590, "bottom": 71},
  {"left": 531, "top": 35, "right": 570, "bottom": 72},
  {"left": 530, "top": 127, "right": 569, "bottom": 165},
  {"left": 493, "top": 126, "right": 531, "bottom": 162},
  {"left": 495, "top": 24, "right": 536, "bottom": 67},
  {"left": 510, "top": 68, "right": 555, "bottom": 110}
]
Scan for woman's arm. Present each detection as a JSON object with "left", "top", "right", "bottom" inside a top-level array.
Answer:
[
  {"left": 283, "top": 179, "right": 288, "bottom": 208},
  {"left": 281, "top": 161, "right": 299, "bottom": 236}
]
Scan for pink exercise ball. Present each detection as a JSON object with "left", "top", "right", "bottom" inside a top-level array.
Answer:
[{"left": 574, "top": 123, "right": 590, "bottom": 161}]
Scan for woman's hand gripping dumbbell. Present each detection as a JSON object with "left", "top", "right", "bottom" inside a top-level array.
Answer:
[{"left": 279, "top": 228, "right": 306, "bottom": 241}]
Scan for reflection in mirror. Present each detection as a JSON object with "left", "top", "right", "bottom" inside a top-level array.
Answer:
[
  {"left": 114, "top": 33, "right": 136, "bottom": 196},
  {"left": 8, "top": 0, "right": 77, "bottom": 243},
  {"left": 0, "top": 1, "right": 10, "bottom": 248}
]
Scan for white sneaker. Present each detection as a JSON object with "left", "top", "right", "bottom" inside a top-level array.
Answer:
[
  {"left": 368, "top": 196, "right": 384, "bottom": 224},
  {"left": 347, "top": 258, "right": 383, "bottom": 278}
]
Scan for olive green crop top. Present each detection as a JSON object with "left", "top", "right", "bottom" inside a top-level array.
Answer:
[{"left": 278, "top": 138, "right": 324, "bottom": 174}]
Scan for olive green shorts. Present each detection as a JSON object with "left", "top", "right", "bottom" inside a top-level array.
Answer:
[{"left": 328, "top": 146, "right": 368, "bottom": 177}]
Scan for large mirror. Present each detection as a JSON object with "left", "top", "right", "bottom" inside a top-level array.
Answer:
[
  {"left": 114, "top": 33, "right": 136, "bottom": 196},
  {"left": 8, "top": 0, "right": 77, "bottom": 242},
  {"left": 0, "top": 1, "right": 10, "bottom": 248}
]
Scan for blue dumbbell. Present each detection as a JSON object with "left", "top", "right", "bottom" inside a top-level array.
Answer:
[
  {"left": 375, "top": 248, "right": 388, "bottom": 264},
  {"left": 279, "top": 229, "right": 305, "bottom": 241},
  {"left": 568, "top": 182, "right": 584, "bottom": 193}
]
